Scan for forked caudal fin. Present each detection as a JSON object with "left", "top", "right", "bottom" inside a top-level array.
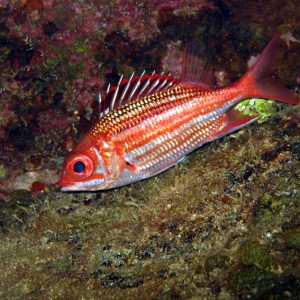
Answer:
[{"left": 239, "top": 36, "right": 299, "bottom": 105}]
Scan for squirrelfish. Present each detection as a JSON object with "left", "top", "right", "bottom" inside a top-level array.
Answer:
[{"left": 59, "top": 36, "right": 299, "bottom": 191}]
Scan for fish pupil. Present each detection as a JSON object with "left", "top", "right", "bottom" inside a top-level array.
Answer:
[{"left": 74, "top": 161, "right": 86, "bottom": 173}]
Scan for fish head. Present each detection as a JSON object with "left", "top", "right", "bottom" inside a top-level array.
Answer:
[{"left": 59, "top": 137, "right": 117, "bottom": 191}]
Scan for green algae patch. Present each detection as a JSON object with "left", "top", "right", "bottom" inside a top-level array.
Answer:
[
  {"left": 236, "top": 98, "right": 276, "bottom": 123},
  {"left": 240, "top": 240, "right": 272, "bottom": 269}
]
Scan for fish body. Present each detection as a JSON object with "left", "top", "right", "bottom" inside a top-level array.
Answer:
[{"left": 59, "top": 37, "right": 299, "bottom": 191}]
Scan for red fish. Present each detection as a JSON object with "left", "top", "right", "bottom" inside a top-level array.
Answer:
[{"left": 59, "top": 36, "right": 299, "bottom": 191}]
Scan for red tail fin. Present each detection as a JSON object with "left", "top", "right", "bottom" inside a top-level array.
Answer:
[{"left": 239, "top": 36, "right": 299, "bottom": 104}]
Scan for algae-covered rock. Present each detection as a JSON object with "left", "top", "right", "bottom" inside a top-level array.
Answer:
[
  {"left": 204, "top": 254, "right": 230, "bottom": 272},
  {"left": 283, "top": 231, "right": 300, "bottom": 249},
  {"left": 9, "top": 189, "right": 34, "bottom": 206},
  {"left": 230, "top": 266, "right": 275, "bottom": 294},
  {"left": 230, "top": 267, "right": 300, "bottom": 299}
]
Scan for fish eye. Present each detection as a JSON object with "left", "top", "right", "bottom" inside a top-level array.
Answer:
[
  {"left": 65, "top": 153, "right": 94, "bottom": 180},
  {"left": 73, "top": 161, "right": 86, "bottom": 173}
]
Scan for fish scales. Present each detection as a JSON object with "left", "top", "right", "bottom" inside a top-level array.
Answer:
[
  {"left": 90, "top": 86, "right": 226, "bottom": 137},
  {"left": 126, "top": 117, "right": 224, "bottom": 173},
  {"left": 91, "top": 85, "right": 236, "bottom": 174}
]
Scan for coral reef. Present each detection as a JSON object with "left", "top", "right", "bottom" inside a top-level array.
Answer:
[{"left": 0, "top": 0, "right": 299, "bottom": 299}]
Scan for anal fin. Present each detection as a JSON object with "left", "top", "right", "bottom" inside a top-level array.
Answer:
[{"left": 217, "top": 109, "right": 260, "bottom": 138}]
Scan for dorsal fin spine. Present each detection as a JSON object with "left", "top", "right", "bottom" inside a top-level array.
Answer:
[
  {"left": 119, "top": 72, "right": 135, "bottom": 106},
  {"left": 128, "top": 70, "right": 145, "bottom": 102},
  {"left": 156, "top": 73, "right": 170, "bottom": 91},
  {"left": 136, "top": 71, "right": 156, "bottom": 99},
  {"left": 110, "top": 75, "right": 124, "bottom": 110},
  {"left": 106, "top": 83, "right": 111, "bottom": 95},
  {"left": 98, "top": 93, "right": 103, "bottom": 118},
  {"left": 151, "top": 72, "right": 165, "bottom": 94},
  {"left": 147, "top": 77, "right": 160, "bottom": 95}
]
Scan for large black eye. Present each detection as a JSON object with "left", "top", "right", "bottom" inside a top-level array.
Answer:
[{"left": 73, "top": 161, "right": 86, "bottom": 173}]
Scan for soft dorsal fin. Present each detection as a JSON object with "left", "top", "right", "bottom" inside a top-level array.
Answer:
[
  {"left": 98, "top": 72, "right": 180, "bottom": 117},
  {"left": 181, "top": 43, "right": 214, "bottom": 88}
]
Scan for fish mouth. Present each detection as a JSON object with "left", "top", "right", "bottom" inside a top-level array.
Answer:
[
  {"left": 60, "top": 184, "right": 98, "bottom": 192},
  {"left": 59, "top": 180, "right": 109, "bottom": 192},
  {"left": 59, "top": 177, "right": 86, "bottom": 192},
  {"left": 61, "top": 185, "right": 82, "bottom": 192},
  {"left": 59, "top": 178, "right": 85, "bottom": 192}
]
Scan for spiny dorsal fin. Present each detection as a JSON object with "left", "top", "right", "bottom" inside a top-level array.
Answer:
[{"left": 98, "top": 72, "right": 180, "bottom": 118}]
